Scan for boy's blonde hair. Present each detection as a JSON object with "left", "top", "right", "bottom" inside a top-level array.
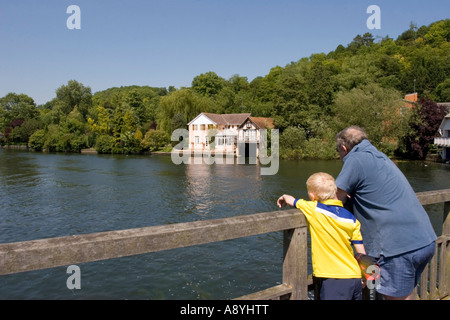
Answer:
[{"left": 306, "top": 172, "right": 337, "bottom": 202}]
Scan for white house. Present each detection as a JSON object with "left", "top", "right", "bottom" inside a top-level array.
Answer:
[
  {"left": 435, "top": 112, "right": 450, "bottom": 161},
  {"left": 187, "top": 113, "right": 274, "bottom": 157}
]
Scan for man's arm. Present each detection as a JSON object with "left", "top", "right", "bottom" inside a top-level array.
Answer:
[{"left": 337, "top": 188, "right": 349, "bottom": 204}]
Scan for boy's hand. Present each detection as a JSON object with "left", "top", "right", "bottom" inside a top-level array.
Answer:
[
  {"left": 277, "top": 196, "right": 286, "bottom": 208},
  {"left": 277, "top": 195, "right": 295, "bottom": 208}
]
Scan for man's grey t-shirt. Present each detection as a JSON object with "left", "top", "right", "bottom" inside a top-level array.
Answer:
[{"left": 336, "top": 139, "right": 436, "bottom": 258}]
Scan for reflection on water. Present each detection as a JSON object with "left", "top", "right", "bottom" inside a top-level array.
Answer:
[
  {"left": 0, "top": 149, "right": 449, "bottom": 299},
  {"left": 183, "top": 162, "right": 265, "bottom": 219}
]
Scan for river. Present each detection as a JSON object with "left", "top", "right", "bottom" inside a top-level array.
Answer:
[{"left": 0, "top": 149, "right": 449, "bottom": 299}]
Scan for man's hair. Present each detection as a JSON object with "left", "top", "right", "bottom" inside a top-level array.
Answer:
[
  {"left": 335, "top": 126, "right": 368, "bottom": 152},
  {"left": 306, "top": 172, "right": 337, "bottom": 202}
]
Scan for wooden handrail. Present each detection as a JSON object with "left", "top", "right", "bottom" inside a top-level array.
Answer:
[
  {"left": 0, "top": 189, "right": 449, "bottom": 300},
  {"left": 0, "top": 209, "right": 306, "bottom": 276},
  {"left": 416, "top": 188, "right": 450, "bottom": 205}
]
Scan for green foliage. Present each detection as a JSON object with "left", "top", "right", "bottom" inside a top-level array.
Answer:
[
  {"left": 280, "top": 126, "right": 306, "bottom": 159},
  {"left": 192, "top": 72, "right": 227, "bottom": 97},
  {"left": 157, "top": 88, "right": 215, "bottom": 134},
  {"left": 399, "top": 97, "right": 447, "bottom": 159},
  {"left": 94, "top": 134, "right": 115, "bottom": 154},
  {"left": 141, "top": 129, "right": 170, "bottom": 152},
  {"left": 54, "top": 80, "right": 92, "bottom": 119},
  {"left": 1, "top": 20, "right": 449, "bottom": 159},
  {"left": 0, "top": 93, "right": 40, "bottom": 144},
  {"left": 28, "top": 129, "right": 46, "bottom": 151},
  {"left": 332, "top": 83, "right": 405, "bottom": 149}
]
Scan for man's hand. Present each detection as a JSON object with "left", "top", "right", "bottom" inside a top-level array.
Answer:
[{"left": 355, "top": 253, "right": 381, "bottom": 284}]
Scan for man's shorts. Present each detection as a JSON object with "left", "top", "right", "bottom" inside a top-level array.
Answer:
[{"left": 376, "top": 241, "right": 435, "bottom": 298}]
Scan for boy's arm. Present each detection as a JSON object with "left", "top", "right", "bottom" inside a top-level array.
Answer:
[
  {"left": 277, "top": 194, "right": 296, "bottom": 208},
  {"left": 353, "top": 243, "right": 366, "bottom": 255}
]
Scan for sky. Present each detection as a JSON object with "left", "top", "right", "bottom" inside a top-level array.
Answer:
[{"left": 0, "top": 0, "right": 449, "bottom": 105}]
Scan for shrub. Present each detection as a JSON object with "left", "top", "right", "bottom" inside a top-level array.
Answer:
[
  {"left": 28, "top": 129, "right": 46, "bottom": 151},
  {"left": 141, "top": 129, "right": 170, "bottom": 151},
  {"left": 94, "top": 134, "right": 115, "bottom": 153}
]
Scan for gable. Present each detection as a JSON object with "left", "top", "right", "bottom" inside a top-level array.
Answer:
[
  {"left": 187, "top": 113, "right": 217, "bottom": 126},
  {"left": 238, "top": 117, "right": 275, "bottom": 130}
]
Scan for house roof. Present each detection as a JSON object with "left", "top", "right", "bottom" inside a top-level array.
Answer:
[
  {"left": 188, "top": 112, "right": 252, "bottom": 126},
  {"left": 204, "top": 113, "right": 252, "bottom": 125},
  {"left": 188, "top": 112, "right": 275, "bottom": 129},
  {"left": 248, "top": 117, "right": 275, "bottom": 129}
]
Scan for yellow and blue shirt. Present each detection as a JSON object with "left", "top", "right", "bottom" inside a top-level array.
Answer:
[{"left": 294, "top": 198, "right": 363, "bottom": 279}]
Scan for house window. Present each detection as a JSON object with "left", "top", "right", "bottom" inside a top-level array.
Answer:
[
  {"left": 244, "top": 130, "right": 256, "bottom": 141},
  {"left": 193, "top": 124, "right": 198, "bottom": 131},
  {"left": 195, "top": 136, "right": 199, "bottom": 146},
  {"left": 250, "top": 130, "right": 256, "bottom": 141},
  {"left": 200, "top": 124, "right": 206, "bottom": 131}
]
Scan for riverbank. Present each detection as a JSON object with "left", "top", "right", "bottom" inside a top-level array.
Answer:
[{"left": 2, "top": 144, "right": 448, "bottom": 164}]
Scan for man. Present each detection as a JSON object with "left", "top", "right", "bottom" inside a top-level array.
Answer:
[{"left": 335, "top": 126, "right": 436, "bottom": 300}]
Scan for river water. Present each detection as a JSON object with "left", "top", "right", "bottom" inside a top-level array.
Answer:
[{"left": 0, "top": 149, "right": 449, "bottom": 299}]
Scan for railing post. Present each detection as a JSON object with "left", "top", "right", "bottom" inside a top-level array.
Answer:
[
  {"left": 283, "top": 227, "right": 308, "bottom": 300},
  {"left": 443, "top": 201, "right": 450, "bottom": 237},
  {"left": 444, "top": 201, "right": 450, "bottom": 297}
]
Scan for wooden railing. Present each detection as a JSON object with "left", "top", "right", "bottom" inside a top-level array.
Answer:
[
  {"left": 413, "top": 189, "right": 450, "bottom": 300},
  {"left": 0, "top": 189, "right": 449, "bottom": 300}
]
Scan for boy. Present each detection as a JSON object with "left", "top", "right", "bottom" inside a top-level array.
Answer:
[{"left": 277, "top": 172, "right": 367, "bottom": 300}]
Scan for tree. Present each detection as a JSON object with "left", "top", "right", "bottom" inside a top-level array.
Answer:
[
  {"left": 191, "top": 72, "right": 227, "bottom": 97},
  {"left": 423, "top": 19, "right": 450, "bottom": 46},
  {"left": 88, "top": 105, "right": 111, "bottom": 135},
  {"left": 332, "top": 83, "right": 406, "bottom": 155},
  {"left": 279, "top": 126, "right": 307, "bottom": 159},
  {"left": 347, "top": 33, "right": 375, "bottom": 53},
  {"left": 54, "top": 80, "right": 92, "bottom": 119},
  {"left": 157, "top": 89, "right": 215, "bottom": 134},
  {"left": 9, "top": 119, "right": 42, "bottom": 144},
  {"left": 400, "top": 97, "right": 447, "bottom": 159},
  {"left": 305, "top": 57, "right": 337, "bottom": 108},
  {"left": 272, "top": 68, "right": 309, "bottom": 131},
  {"left": 0, "top": 93, "right": 39, "bottom": 144},
  {"left": 434, "top": 79, "right": 450, "bottom": 102},
  {"left": 141, "top": 129, "right": 170, "bottom": 151}
]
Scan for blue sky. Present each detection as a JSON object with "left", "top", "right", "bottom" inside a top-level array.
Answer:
[{"left": 1, "top": 0, "right": 449, "bottom": 105}]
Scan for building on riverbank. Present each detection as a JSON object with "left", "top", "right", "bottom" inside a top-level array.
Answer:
[
  {"left": 187, "top": 113, "right": 275, "bottom": 157},
  {"left": 435, "top": 111, "right": 450, "bottom": 161}
]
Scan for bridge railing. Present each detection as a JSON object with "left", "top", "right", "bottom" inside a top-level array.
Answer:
[
  {"left": 0, "top": 189, "right": 449, "bottom": 300},
  {"left": 413, "top": 189, "right": 450, "bottom": 300}
]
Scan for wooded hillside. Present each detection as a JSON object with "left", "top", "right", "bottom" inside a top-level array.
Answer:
[{"left": 1, "top": 20, "right": 449, "bottom": 159}]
